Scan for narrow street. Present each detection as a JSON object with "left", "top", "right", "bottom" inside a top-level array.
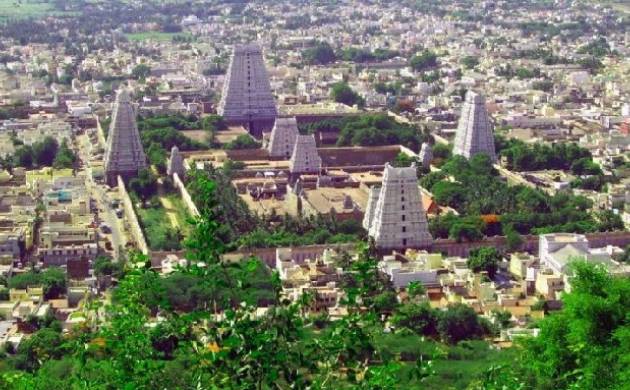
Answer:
[{"left": 76, "top": 132, "right": 127, "bottom": 260}]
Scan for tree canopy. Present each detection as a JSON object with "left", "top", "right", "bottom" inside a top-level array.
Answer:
[
  {"left": 302, "top": 41, "right": 336, "bottom": 65},
  {"left": 409, "top": 50, "right": 438, "bottom": 72},
  {"left": 330, "top": 82, "right": 364, "bottom": 108}
]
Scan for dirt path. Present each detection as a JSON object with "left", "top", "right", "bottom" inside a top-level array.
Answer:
[{"left": 159, "top": 196, "right": 180, "bottom": 229}]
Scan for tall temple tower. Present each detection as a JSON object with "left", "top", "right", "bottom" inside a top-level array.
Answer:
[
  {"left": 267, "top": 117, "right": 299, "bottom": 159},
  {"left": 218, "top": 43, "right": 278, "bottom": 137},
  {"left": 367, "top": 163, "right": 432, "bottom": 250},
  {"left": 289, "top": 135, "right": 321, "bottom": 175},
  {"left": 453, "top": 91, "right": 497, "bottom": 162},
  {"left": 362, "top": 186, "right": 381, "bottom": 230},
  {"left": 167, "top": 146, "right": 186, "bottom": 179},
  {"left": 418, "top": 142, "right": 433, "bottom": 169},
  {"left": 104, "top": 89, "right": 147, "bottom": 186}
]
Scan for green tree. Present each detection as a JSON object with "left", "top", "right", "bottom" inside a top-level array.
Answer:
[
  {"left": 519, "top": 262, "right": 630, "bottom": 389},
  {"left": 13, "top": 328, "right": 65, "bottom": 372},
  {"left": 13, "top": 145, "right": 33, "bottom": 168},
  {"left": 32, "top": 136, "right": 59, "bottom": 166},
  {"left": 129, "top": 168, "right": 158, "bottom": 204},
  {"left": 391, "top": 302, "right": 438, "bottom": 337},
  {"left": 438, "top": 303, "right": 489, "bottom": 344},
  {"left": 505, "top": 228, "right": 523, "bottom": 251},
  {"left": 52, "top": 140, "right": 76, "bottom": 169},
  {"left": 491, "top": 310, "right": 512, "bottom": 330},
  {"left": 93, "top": 256, "right": 123, "bottom": 278},
  {"left": 302, "top": 42, "right": 336, "bottom": 65},
  {"left": 449, "top": 220, "right": 484, "bottom": 243},
  {"left": 224, "top": 134, "right": 260, "bottom": 150},
  {"left": 467, "top": 247, "right": 501, "bottom": 278},
  {"left": 461, "top": 56, "right": 479, "bottom": 69},
  {"left": 8, "top": 268, "right": 66, "bottom": 299},
  {"left": 131, "top": 64, "right": 151, "bottom": 80},
  {"left": 409, "top": 50, "right": 438, "bottom": 72},
  {"left": 330, "top": 82, "right": 364, "bottom": 107}
]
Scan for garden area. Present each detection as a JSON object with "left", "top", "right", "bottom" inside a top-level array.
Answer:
[
  {"left": 419, "top": 154, "right": 624, "bottom": 242},
  {"left": 135, "top": 193, "right": 192, "bottom": 251},
  {"left": 128, "top": 169, "right": 193, "bottom": 251},
  {"left": 298, "top": 113, "right": 431, "bottom": 152}
]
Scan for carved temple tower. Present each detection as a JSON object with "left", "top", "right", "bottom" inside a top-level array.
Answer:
[
  {"left": 104, "top": 89, "right": 147, "bottom": 186},
  {"left": 366, "top": 163, "right": 432, "bottom": 250},
  {"left": 218, "top": 43, "right": 278, "bottom": 137},
  {"left": 453, "top": 91, "right": 497, "bottom": 162}
]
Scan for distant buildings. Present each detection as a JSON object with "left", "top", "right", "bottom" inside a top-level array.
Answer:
[
  {"left": 218, "top": 44, "right": 278, "bottom": 137},
  {"left": 103, "top": 89, "right": 147, "bottom": 186},
  {"left": 365, "top": 163, "right": 432, "bottom": 250},
  {"left": 453, "top": 91, "right": 497, "bottom": 162}
]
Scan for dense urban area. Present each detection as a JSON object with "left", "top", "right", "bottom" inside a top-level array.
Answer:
[{"left": 0, "top": 0, "right": 628, "bottom": 388}]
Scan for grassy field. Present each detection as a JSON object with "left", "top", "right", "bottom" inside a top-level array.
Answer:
[
  {"left": 125, "top": 31, "right": 192, "bottom": 42},
  {"left": 294, "top": 327, "right": 515, "bottom": 389},
  {"left": 0, "top": 0, "right": 58, "bottom": 20},
  {"left": 160, "top": 194, "right": 193, "bottom": 236},
  {"left": 136, "top": 194, "right": 191, "bottom": 251},
  {"left": 374, "top": 333, "right": 517, "bottom": 389},
  {"left": 598, "top": 0, "right": 630, "bottom": 14},
  {"left": 0, "top": 0, "right": 77, "bottom": 20}
]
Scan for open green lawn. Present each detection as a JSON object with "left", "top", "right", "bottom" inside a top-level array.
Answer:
[
  {"left": 375, "top": 333, "right": 517, "bottom": 389},
  {"left": 598, "top": 0, "right": 630, "bottom": 14},
  {"left": 125, "top": 31, "right": 192, "bottom": 42},
  {"left": 162, "top": 194, "right": 193, "bottom": 236},
  {"left": 136, "top": 194, "right": 191, "bottom": 251},
  {"left": 0, "top": 0, "right": 67, "bottom": 20},
  {"left": 296, "top": 328, "right": 515, "bottom": 389}
]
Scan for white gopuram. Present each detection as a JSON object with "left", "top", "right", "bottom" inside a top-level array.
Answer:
[
  {"left": 418, "top": 142, "right": 433, "bottom": 169},
  {"left": 453, "top": 91, "right": 497, "bottom": 162},
  {"left": 267, "top": 117, "right": 299, "bottom": 159},
  {"left": 367, "top": 163, "right": 432, "bottom": 250},
  {"left": 289, "top": 135, "right": 321, "bottom": 175},
  {"left": 104, "top": 89, "right": 147, "bottom": 186}
]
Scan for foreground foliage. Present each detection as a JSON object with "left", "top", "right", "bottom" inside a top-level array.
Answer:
[{"left": 2, "top": 176, "right": 625, "bottom": 389}]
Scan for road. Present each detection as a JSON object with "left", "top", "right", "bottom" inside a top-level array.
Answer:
[{"left": 76, "top": 132, "right": 127, "bottom": 259}]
